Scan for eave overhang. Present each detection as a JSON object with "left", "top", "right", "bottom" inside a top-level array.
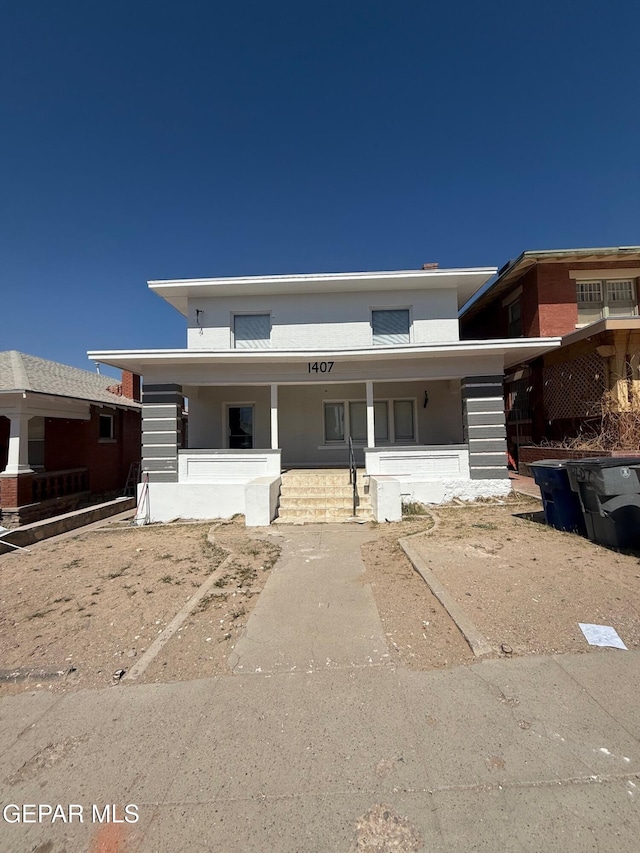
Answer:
[
  {"left": 149, "top": 268, "right": 498, "bottom": 316},
  {"left": 89, "top": 337, "right": 561, "bottom": 375}
]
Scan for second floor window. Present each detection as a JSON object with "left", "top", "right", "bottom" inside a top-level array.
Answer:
[
  {"left": 576, "top": 279, "right": 637, "bottom": 326},
  {"left": 233, "top": 313, "right": 271, "bottom": 348},
  {"left": 371, "top": 309, "right": 410, "bottom": 346},
  {"left": 507, "top": 298, "right": 522, "bottom": 337}
]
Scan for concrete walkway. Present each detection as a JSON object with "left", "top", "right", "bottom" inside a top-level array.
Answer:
[
  {"left": 229, "top": 525, "right": 389, "bottom": 674},
  {"left": 2, "top": 523, "right": 640, "bottom": 852}
]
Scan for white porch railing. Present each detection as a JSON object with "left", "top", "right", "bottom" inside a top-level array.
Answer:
[
  {"left": 178, "top": 449, "right": 281, "bottom": 483},
  {"left": 364, "top": 445, "right": 470, "bottom": 479}
]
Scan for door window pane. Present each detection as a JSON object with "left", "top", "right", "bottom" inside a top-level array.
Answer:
[
  {"left": 228, "top": 406, "right": 253, "bottom": 448},
  {"left": 349, "top": 402, "right": 367, "bottom": 441},
  {"left": 324, "top": 403, "right": 344, "bottom": 442},
  {"left": 234, "top": 314, "right": 271, "bottom": 348},
  {"left": 372, "top": 310, "right": 410, "bottom": 345},
  {"left": 394, "top": 400, "right": 415, "bottom": 442}
]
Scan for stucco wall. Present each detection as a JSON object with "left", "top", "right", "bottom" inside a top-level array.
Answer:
[
  {"left": 184, "top": 380, "right": 463, "bottom": 467},
  {"left": 186, "top": 288, "right": 459, "bottom": 350}
]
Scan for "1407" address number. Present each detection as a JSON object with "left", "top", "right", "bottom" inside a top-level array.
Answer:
[{"left": 307, "top": 361, "right": 334, "bottom": 373}]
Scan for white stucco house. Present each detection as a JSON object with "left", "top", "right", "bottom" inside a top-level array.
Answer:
[{"left": 89, "top": 267, "right": 560, "bottom": 524}]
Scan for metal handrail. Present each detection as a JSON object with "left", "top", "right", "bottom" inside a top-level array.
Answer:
[{"left": 348, "top": 435, "right": 357, "bottom": 517}]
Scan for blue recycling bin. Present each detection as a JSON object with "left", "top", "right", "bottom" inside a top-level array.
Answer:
[{"left": 530, "top": 460, "right": 586, "bottom": 534}]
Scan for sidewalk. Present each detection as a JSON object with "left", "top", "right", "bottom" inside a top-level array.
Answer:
[{"left": 1, "top": 654, "right": 638, "bottom": 850}]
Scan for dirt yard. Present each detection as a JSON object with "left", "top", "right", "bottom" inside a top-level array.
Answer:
[
  {"left": 0, "top": 518, "right": 280, "bottom": 694},
  {"left": 361, "top": 496, "right": 640, "bottom": 663},
  {"left": 3, "top": 494, "right": 639, "bottom": 694}
]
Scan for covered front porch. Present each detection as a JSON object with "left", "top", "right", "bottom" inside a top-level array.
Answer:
[
  {"left": 90, "top": 339, "right": 560, "bottom": 524},
  {"left": 139, "top": 375, "right": 510, "bottom": 524}
]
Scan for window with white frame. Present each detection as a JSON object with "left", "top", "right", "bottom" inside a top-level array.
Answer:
[
  {"left": 576, "top": 279, "right": 637, "bottom": 325},
  {"left": 323, "top": 399, "right": 415, "bottom": 444},
  {"left": 233, "top": 313, "right": 271, "bottom": 348},
  {"left": 99, "top": 413, "right": 115, "bottom": 440},
  {"left": 371, "top": 309, "right": 410, "bottom": 346},
  {"left": 393, "top": 400, "right": 415, "bottom": 442}
]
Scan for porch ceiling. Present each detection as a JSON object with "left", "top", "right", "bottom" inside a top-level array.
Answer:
[{"left": 89, "top": 337, "right": 561, "bottom": 376}]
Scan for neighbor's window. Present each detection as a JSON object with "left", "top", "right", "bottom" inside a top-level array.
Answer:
[
  {"left": 99, "top": 414, "right": 115, "bottom": 440},
  {"left": 371, "top": 309, "right": 410, "bottom": 346},
  {"left": 507, "top": 298, "right": 522, "bottom": 337},
  {"left": 393, "top": 400, "right": 415, "bottom": 442},
  {"left": 233, "top": 313, "right": 271, "bottom": 349},
  {"left": 577, "top": 279, "right": 637, "bottom": 325}
]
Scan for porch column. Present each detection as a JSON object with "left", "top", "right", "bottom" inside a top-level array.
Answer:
[
  {"left": 270, "top": 384, "right": 279, "bottom": 449},
  {"left": 141, "top": 383, "right": 183, "bottom": 483},
  {"left": 3, "top": 413, "right": 33, "bottom": 475},
  {"left": 461, "top": 375, "right": 508, "bottom": 479},
  {"left": 366, "top": 381, "right": 375, "bottom": 447}
]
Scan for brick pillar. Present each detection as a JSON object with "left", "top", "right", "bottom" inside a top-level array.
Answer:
[
  {"left": 141, "top": 383, "right": 183, "bottom": 483},
  {"left": 462, "top": 375, "right": 509, "bottom": 479},
  {"left": 0, "top": 473, "right": 34, "bottom": 508}
]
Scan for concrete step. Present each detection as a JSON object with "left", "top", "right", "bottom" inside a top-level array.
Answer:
[
  {"left": 281, "top": 475, "right": 354, "bottom": 487},
  {"left": 279, "top": 496, "right": 362, "bottom": 510},
  {"left": 280, "top": 484, "right": 354, "bottom": 497},
  {"left": 275, "top": 509, "right": 373, "bottom": 524},
  {"left": 276, "top": 506, "right": 372, "bottom": 521}
]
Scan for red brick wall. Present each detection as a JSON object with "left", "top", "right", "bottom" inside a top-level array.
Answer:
[
  {"left": 44, "top": 406, "right": 141, "bottom": 494},
  {"left": 462, "top": 259, "right": 640, "bottom": 340},
  {"left": 518, "top": 445, "right": 640, "bottom": 476},
  {"left": 122, "top": 371, "right": 141, "bottom": 402}
]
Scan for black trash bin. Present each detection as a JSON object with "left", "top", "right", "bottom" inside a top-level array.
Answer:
[
  {"left": 566, "top": 457, "right": 640, "bottom": 549},
  {"left": 530, "top": 460, "right": 586, "bottom": 534}
]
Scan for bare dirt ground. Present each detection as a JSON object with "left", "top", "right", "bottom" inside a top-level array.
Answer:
[
  {"left": 360, "top": 518, "right": 474, "bottom": 670},
  {"left": 0, "top": 518, "right": 280, "bottom": 695},
  {"left": 387, "top": 498, "right": 640, "bottom": 658},
  {"left": 3, "top": 493, "right": 639, "bottom": 696}
]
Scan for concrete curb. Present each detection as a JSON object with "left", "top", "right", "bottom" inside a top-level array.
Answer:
[{"left": 399, "top": 533, "right": 494, "bottom": 658}]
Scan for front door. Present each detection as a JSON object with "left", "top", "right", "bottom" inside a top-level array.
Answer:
[{"left": 228, "top": 405, "right": 254, "bottom": 449}]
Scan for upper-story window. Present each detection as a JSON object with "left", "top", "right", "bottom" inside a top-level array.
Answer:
[
  {"left": 576, "top": 279, "right": 637, "bottom": 326},
  {"left": 507, "top": 298, "right": 522, "bottom": 337},
  {"left": 233, "top": 313, "right": 271, "bottom": 349},
  {"left": 371, "top": 309, "right": 411, "bottom": 346}
]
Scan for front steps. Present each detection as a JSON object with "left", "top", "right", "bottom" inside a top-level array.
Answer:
[{"left": 275, "top": 469, "right": 373, "bottom": 524}]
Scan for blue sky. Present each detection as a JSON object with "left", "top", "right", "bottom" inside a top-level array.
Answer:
[{"left": 2, "top": 0, "right": 639, "bottom": 376}]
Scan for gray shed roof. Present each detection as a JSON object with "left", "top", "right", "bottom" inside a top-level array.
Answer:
[{"left": 0, "top": 351, "right": 140, "bottom": 407}]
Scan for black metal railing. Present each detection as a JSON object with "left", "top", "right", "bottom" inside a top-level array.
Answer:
[{"left": 348, "top": 436, "right": 357, "bottom": 517}]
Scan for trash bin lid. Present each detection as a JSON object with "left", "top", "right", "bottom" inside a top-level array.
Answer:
[
  {"left": 565, "top": 456, "right": 640, "bottom": 469},
  {"left": 529, "top": 459, "right": 570, "bottom": 469}
]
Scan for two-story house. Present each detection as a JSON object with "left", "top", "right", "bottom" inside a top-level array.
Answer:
[
  {"left": 460, "top": 247, "right": 640, "bottom": 469},
  {"left": 89, "top": 267, "right": 560, "bottom": 524}
]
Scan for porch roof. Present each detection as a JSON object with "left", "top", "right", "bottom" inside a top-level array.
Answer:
[{"left": 89, "top": 337, "right": 561, "bottom": 374}]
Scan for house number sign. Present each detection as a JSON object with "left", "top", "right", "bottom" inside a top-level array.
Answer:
[{"left": 307, "top": 361, "right": 334, "bottom": 373}]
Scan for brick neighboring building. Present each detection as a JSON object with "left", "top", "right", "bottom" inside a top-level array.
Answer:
[
  {"left": 0, "top": 351, "right": 141, "bottom": 526},
  {"left": 459, "top": 247, "right": 640, "bottom": 468}
]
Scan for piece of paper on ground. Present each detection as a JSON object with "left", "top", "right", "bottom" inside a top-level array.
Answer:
[{"left": 579, "top": 623, "right": 628, "bottom": 650}]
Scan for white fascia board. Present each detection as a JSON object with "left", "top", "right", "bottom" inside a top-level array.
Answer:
[
  {"left": 148, "top": 268, "right": 498, "bottom": 315},
  {"left": 89, "top": 337, "right": 561, "bottom": 373}
]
